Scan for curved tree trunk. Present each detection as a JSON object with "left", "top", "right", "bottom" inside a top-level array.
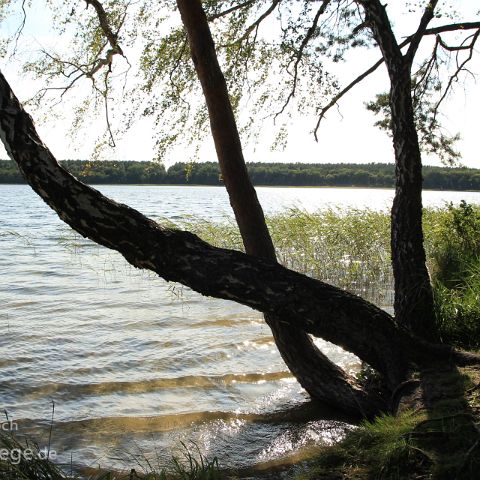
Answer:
[
  {"left": 176, "top": 0, "right": 386, "bottom": 416},
  {"left": 359, "top": 0, "right": 437, "bottom": 340},
  {"left": 1, "top": 70, "right": 478, "bottom": 412},
  {"left": 0, "top": 70, "right": 407, "bottom": 374}
]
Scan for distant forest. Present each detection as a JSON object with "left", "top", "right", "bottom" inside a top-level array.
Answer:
[{"left": 1, "top": 159, "right": 480, "bottom": 190}]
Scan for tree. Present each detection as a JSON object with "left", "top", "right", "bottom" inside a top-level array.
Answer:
[
  {"left": 0, "top": 0, "right": 479, "bottom": 418},
  {"left": 176, "top": 0, "right": 379, "bottom": 415},
  {"left": 314, "top": 0, "right": 479, "bottom": 338}
]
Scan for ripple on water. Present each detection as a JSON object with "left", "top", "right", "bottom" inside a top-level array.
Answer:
[{"left": 9, "top": 185, "right": 451, "bottom": 469}]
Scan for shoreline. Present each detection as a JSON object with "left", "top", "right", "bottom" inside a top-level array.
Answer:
[{"left": 2, "top": 183, "right": 480, "bottom": 193}]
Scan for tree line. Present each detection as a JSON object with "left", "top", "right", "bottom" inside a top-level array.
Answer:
[{"left": 1, "top": 159, "right": 479, "bottom": 190}]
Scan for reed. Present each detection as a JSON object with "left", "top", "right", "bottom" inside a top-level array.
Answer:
[
  {"left": 188, "top": 203, "right": 480, "bottom": 349},
  {"left": 185, "top": 207, "right": 394, "bottom": 307},
  {"left": 424, "top": 202, "right": 480, "bottom": 349}
]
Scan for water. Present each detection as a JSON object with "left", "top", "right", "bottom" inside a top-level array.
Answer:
[{"left": 1, "top": 184, "right": 479, "bottom": 473}]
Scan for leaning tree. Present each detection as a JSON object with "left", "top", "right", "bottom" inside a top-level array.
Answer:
[{"left": 0, "top": 0, "right": 479, "bottom": 417}]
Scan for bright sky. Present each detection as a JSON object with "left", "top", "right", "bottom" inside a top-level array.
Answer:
[{"left": 0, "top": 0, "right": 478, "bottom": 168}]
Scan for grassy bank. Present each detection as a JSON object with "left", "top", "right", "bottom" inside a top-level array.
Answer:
[
  {"left": 195, "top": 203, "right": 480, "bottom": 478},
  {"left": 295, "top": 364, "right": 480, "bottom": 480}
]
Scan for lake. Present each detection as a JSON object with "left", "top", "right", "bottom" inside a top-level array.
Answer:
[{"left": 1, "top": 184, "right": 480, "bottom": 473}]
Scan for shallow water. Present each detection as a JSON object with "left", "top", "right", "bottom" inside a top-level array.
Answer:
[{"left": 1, "top": 184, "right": 479, "bottom": 472}]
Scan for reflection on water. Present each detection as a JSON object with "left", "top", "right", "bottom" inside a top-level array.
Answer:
[{"left": 1, "top": 184, "right": 479, "bottom": 472}]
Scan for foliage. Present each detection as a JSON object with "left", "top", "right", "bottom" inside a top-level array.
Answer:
[
  {"left": 425, "top": 201, "right": 480, "bottom": 349},
  {"left": 0, "top": 2, "right": 476, "bottom": 160},
  {"left": 366, "top": 91, "right": 461, "bottom": 164}
]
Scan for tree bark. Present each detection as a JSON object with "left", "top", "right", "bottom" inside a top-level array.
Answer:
[
  {"left": 176, "top": 0, "right": 386, "bottom": 416},
  {"left": 358, "top": 0, "right": 437, "bottom": 340},
  {"left": 390, "top": 72, "right": 436, "bottom": 340}
]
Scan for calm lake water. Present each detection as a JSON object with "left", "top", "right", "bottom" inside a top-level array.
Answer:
[{"left": 1, "top": 184, "right": 480, "bottom": 473}]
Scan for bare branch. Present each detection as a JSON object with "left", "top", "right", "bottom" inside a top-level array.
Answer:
[
  {"left": 405, "top": 0, "right": 439, "bottom": 64},
  {"left": 437, "top": 32, "right": 479, "bottom": 52},
  {"left": 314, "top": 56, "right": 383, "bottom": 140},
  {"left": 102, "top": 70, "right": 116, "bottom": 147},
  {"left": 207, "top": 0, "right": 255, "bottom": 21},
  {"left": 11, "top": 0, "right": 27, "bottom": 57},
  {"left": 314, "top": 21, "right": 480, "bottom": 138},
  {"left": 412, "top": 37, "right": 440, "bottom": 101},
  {"left": 433, "top": 28, "right": 480, "bottom": 122},
  {"left": 425, "top": 21, "right": 480, "bottom": 36},
  {"left": 275, "top": 0, "right": 331, "bottom": 119},
  {"left": 237, "top": 0, "right": 282, "bottom": 43},
  {"left": 79, "top": 0, "right": 131, "bottom": 147}
]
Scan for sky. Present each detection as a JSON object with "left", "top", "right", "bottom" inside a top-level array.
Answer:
[{"left": 0, "top": 0, "right": 478, "bottom": 168}]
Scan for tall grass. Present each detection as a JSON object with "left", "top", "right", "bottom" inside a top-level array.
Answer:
[
  {"left": 186, "top": 207, "right": 394, "bottom": 307},
  {"left": 187, "top": 203, "right": 480, "bottom": 349}
]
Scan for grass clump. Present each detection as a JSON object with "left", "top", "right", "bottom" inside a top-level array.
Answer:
[
  {"left": 0, "top": 431, "right": 67, "bottom": 480},
  {"left": 120, "top": 442, "right": 220, "bottom": 480},
  {"left": 298, "top": 411, "right": 429, "bottom": 480},
  {"left": 0, "top": 432, "right": 219, "bottom": 480}
]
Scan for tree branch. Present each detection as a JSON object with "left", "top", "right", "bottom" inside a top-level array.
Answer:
[
  {"left": 237, "top": 0, "right": 282, "bottom": 43},
  {"left": 0, "top": 67, "right": 412, "bottom": 387},
  {"left": 275, "top": 0, "right": 330, "bottom": 119},
  {"left": 314, "top": 55, "right": 383, "bottom": 140},
  {"left": 437, "top": 30, "right": 480, "bottom": 52},
  {"left": 207, "top": 0, "right": 255, "bottom": 21},
  {"left": 314, "top": 21, "right": 480, "bottom": 137},
  {"left": 1, "top": 69, "right": 478, "bottom": 389},
  {"left": 315, "top": 0, "right": 405, "bottom": 138},
  {"left": 425, "top": 21, "right": 480, "bottom": 36},
  {"left": 358, "top": 0, "right": 403, "bottom": 64},
  {"left": 84, "top": 0, "right": 123, "bottom": 54},
  {"left": 177, "top": 0, "right": 388, "bottom": 415},
  {"left": 433, "top": 28, "right": 480, "bottom": 123},
  {"left": 11, "top": 0, "right": 27, "bottom": 57},
  {"left": 405, "top": 0, "right": 439, "bottom": 64}
]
